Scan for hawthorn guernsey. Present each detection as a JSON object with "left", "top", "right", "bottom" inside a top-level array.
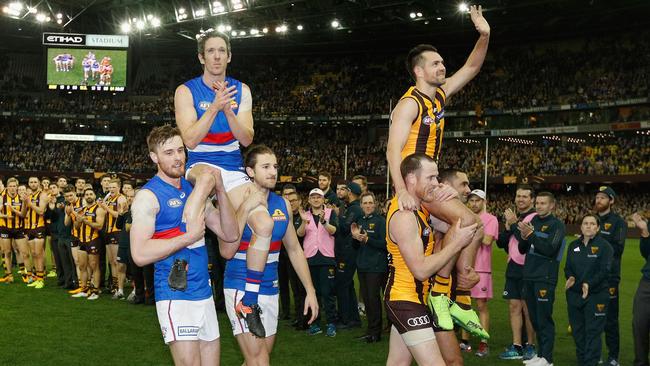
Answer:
[
  {"left": 143, "top": 175, "right": 211, "bottom": 301},
  {"left": 184, "top": 75, "right": 244, "bottom": 173},
  {"left": 224, "top": 193, "right": 290, "bottom": 295}
]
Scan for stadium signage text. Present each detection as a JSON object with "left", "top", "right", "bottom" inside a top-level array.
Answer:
[
  {"left": 42, "top": 33, "right": 129, "bottom": 48},
  {"left": 43, "top": 33, "right": 86, "bottom": 46}
]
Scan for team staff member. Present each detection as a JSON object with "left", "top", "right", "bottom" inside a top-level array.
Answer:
[
  {"left": 632, "top": 213, "right": 650, "bottom": 366},
  {"left": 594, "top": 186, "right": 627, "bottom": 366},
  {"left": 47, "top": 184, "right": 76, "bottom": 289},
  {"left": 352, "top": 192, "right": 386, "bottom": 343},
  {"left": 319, "top": 172, "right": 340, "bottom": 207},
  {"left": 285, "top": 190, "right": 308, "bottom": 329},
  {"left": 336, "top": 182, "right": 363, "bottom": 329},
  {"left": 385, "top": 153, "right": 476, "bottom": 366},
  {"left": 297, "top": 188, "right": 338, "bottom": 337},
  {"left": 565, "top": 214, "right": 613, "bottom": 366},
  {"left": 516, "top": 192, "right": 566, "bottom": 366},
  {"left": 496, "top": 185, "right": 537, "bottom": 360}
]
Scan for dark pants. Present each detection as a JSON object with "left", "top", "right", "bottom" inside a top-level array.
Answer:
[
  {"left": 605, "top": 281, "right": 620, "bottom": 361},
  {"left": 131, "top": 260, "right": 154, "bottom": 298},
  {"left": 634, "top": 278, "right": 650, "bottom": 366},
  {"left": 57, "top": 238, "right": 76, "bottom": 287},
  {"left": 336, "top": 248, "right": 360, "bottom": 324},
  {"left": 359, "top": 271, "right": 384, "bottom": 337},
  {"left": 567, "top": 289, "right": 609, "bottom": 366},
  {"left": 278, "top": 252, "right": 291, "bottom": 318},
  {"left": 525, "top": 280, "right": 556, "bottom": 363},
  {"left": 288, "top": 256, "right": 307, "bottom": 325},
  {"left": 50, "top": 235, "right": 62, "bottom": 278},
  {"left": 310, "top": 264, "right": 337, "bottom": 326}
]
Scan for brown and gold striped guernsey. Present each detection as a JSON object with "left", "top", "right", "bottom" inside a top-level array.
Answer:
[
  {"left": 399, "top": 86, "right": 446, "bottom": 161},
  {"left": 104, "top": 194, "right": 123, "bottom": 234},
  {"left": 70, "top": 199, "right": 83, "bottom": 239},
  {"left": 1, "top": 191, "right": 23, "bottom": 229},
  {"left": 384, "top": 196, "right": 436, "bottom": 305},
  {"left": 79, "top": 203, "right": 100, "bottom": 243},
  {"left": 24, "top": 190, "right": 45, "bottom": 230}
]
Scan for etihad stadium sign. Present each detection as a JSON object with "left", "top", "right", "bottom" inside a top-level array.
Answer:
[{"left": 43, "top": 33, "right": 129, "bottom": 48}]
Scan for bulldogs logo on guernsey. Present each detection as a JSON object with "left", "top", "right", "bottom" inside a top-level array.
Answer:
[
  {"left": 224, "top": 192, "right": 289, "bottom": 295},
  {"left": 184, "top": 75, "right": 244, "bottom": 172},
  {"left": 143, "top": 175, "right": 211, "bottom": 302}
]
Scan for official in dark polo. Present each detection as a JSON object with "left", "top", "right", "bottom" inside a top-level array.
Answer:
[
  {"left": 565, "top": 214, "right": 613, "bottom": 366},
  {"left": 352, "top": 192, "right": 387, "bottom": 343},
  {"left": 594, "top": 186, "right": 627, "bottom": 366},
  {"left": 335, "top": 181, "right": 364, "bottom": 328},
  {"left": 516, "top": 191, "right": 566, "bottom": 366}
]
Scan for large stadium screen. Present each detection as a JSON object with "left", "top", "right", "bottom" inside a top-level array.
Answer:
[{"left": 43, "top": 33, "right": 129, "bottom": 92}]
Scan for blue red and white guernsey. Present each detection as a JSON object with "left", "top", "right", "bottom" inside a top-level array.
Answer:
[
  {"left": 142, "top": 175, "right": 212, "bottom": 302},
  {"left": 184, "top": 75, "right": 244, "bottom": 172},
  {"left": 223, "top": 192, "right": 290, "bottom": 295}
]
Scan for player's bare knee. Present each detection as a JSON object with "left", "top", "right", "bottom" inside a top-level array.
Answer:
[{"left": 249, "top": 209, "right": 273, "bottom": 237}]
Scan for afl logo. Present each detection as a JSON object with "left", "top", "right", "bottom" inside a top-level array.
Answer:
[
  {"left": 407, "top": 315, "right": 430, "bottom": 327},
  {"left": 422, "top": 116, "right": 434, "bottom": 126},
  {"left": 167, "top": 198, "right": 183, "bottom": 208},
  {"left": 198, "top": 101, "right": 211, "bottom": 111}
]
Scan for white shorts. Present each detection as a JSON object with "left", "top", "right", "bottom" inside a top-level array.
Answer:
[
  {"left": 155, "top": 297, "right": 220, "bottom": 344},
  {"left": 224, "top": 288, "right": 279, "bottom": 337},
  {"left": 185, "top": 162, "right": 251, "bottom": 192}
]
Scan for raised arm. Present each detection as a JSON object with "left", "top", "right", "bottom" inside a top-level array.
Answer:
[
  {"left": 441, "top": 5, "right": 490, "bottom": 98},
  {"left": 387, "top": 98, "right": 419, "bottom": 211},
  {"left": 130, "top": 190, "right": 204, "bottom": 266}
]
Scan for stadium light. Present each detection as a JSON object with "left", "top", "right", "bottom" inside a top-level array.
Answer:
[
  {"left": 56, "top": 13, "right": 62, "bottom": 19},
  {"left": 146, "top": 14, "right": 153, "bottom": 20},
  {"left": 9, "top": 2, "right": 23, "bottom": 12},
  {"left": 239, "top": 30, "right": 246, "bottom": 36},
  {"left": 27, "top": 6, "right": 36, "bottom": 13},
  {"left": 409, "top": 12, "right": 416, "bottom": 19},
  {"left": 136, "top": 19, "right": 145, "bottom": 30},
  {"left": 262, "top": 27, "right": 268, "bottom": 33},
  {"left": 217, "top": 24, "right": 226, "bottom": 32},
  {"left": 275, "top": 24, "right": 287, "bottom": 33},
  {"left": 3, "top": 5, "right": 21, "bottom": 17},
  {"left": 458, "top": 3, "right": 469, "bottom": 12},
  {"left": 297, "top": 24, "right": 303, "bottom": 30},
  {"left": 35, "top": 13, "right": 46, "bottom": 22},
  {"left": 436, "top": 16, "right": 442, "bottom": 20},
  {"left": 230, "top": 0, "right": 245, "bottom": 11},
  {"left": 250, "top": 28, "right": 259, "bottom": 35},
  {"left": 230, "top": 30, "right": 237, "bottom": 36},
  {"left": 194, "top": 8, "right": 206, "bottom": 17},
  {"left": 211, "top": 1, "right": 226, "bottom": 14},
  {"left": 416, "top": 12, "right": 422, "bottom": 17},
  {"left": 331, "top": 19, "right": 340, "bottom": 28},
  {"left": 178, "top": 7, "right": 186, "bottom": 14},
  {"left": 226, "top": 25, "right": 232, "bottom": 31},
  {"left": 121, "top": 22, "right": 131, "bottom": 33},
  {"left": 56, "top": 18, "right": 62, "bottom": 24},
  {"left": 45, "top": 16, "right": 50, "bottom": 21},
  {"left": 151, "top": 17, "right": 161, "bottom": 27}
]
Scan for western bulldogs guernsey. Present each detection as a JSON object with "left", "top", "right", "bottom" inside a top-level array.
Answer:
[
  {"left": 143, "top": 175, "right": 211, "bottom": 302},
  {"left": 184, "top": 75, "right": 244, "bottom": 172},
  {"left": 224, "top": 192, "right": 289, "bottom": 295}
]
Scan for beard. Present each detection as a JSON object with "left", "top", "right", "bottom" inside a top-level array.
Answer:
[
  {"left": 594, "top": 202, "right": 610, "bottom": 213},
  {"left": 160, "top": 162, "right": 185, "bottom": 179}
]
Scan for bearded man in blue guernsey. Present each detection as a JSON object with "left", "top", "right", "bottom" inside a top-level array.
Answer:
[
  {"left": 130, "top": 125, "right": 240, "bottom": 366},
  {"left": 221, "top": 145, "right": 319, "bottom": 366},
  {"left": 174, "top": 29, "right": 273, "bottom": 337}
]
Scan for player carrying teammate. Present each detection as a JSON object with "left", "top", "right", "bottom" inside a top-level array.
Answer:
[
  {"left": 385, "top": 153, "right": 477, "bottom": 366},
  {"left": 174, "top": 29, "right": 274, "bottom": 338},
  {"left": 386, "top": 4, "right": 491, "bottom": 346}
]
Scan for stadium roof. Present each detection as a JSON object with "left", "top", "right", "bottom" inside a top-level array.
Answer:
[{"left": 2, "top": 0, "right": 650, "bottom": 54}]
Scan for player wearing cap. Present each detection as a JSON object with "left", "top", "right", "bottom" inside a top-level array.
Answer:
[
  {"left": 594, "top": 186, "right": 627, "bottom": 366},
  {"left": 461, "top": 189, "right": 498, "bottom": 357},
  {"left": 297, "top": 187, "right": 338, "bottom": 337}
]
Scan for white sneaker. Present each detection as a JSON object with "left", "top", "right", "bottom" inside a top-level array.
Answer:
[
  {"left": 112, "top": 290, "right": 124, "bottom": 300},
  {"left": 71, "top": 291, "right": 88, "bottom": 298},
  {"left": 127, "top": 289, "right": 136, "bottom": 302},
  {"left": 87, "top": 293, "right": 99, "bottom": 300},
  {"left": 527, "top": 357, "right": 550, "bottom": 366},
  {"left": 524, "top": 356, "right": 541, "bottom": 364}
]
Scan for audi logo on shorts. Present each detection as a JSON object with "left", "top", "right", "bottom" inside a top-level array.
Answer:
[{"left": 407, "top": 315, "right": 430, "bottom": 327}]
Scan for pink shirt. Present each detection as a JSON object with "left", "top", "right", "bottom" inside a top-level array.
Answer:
[
  {"left": 474, "top": 212, "right": 499, "bottom": 273},
  {"left": 508, "top": 212, "right": 537, "bottom": 265}
]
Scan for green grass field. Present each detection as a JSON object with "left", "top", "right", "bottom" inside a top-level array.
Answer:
[
  {"left": 46, "top": 48, "right": 127, "bottom": 87},
  {"left": 0, "top": 237, "right": 644, "bottom": 365}
]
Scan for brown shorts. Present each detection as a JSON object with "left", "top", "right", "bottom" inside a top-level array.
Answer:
[
  {"left": 105, "top": 232, "right": 120, "bottom": 245},
  {"left": 70, "top": 239, "right": 80, "bottom": 248},
  {"left": 0, "top": 227, "right": 26, "bottom": 240},
  {"left": 385, "top": 300, "right": 437, "bottom": 346},
  {"left": 80, "top": 238, "right": 102, "bottom": 255},
  {"left": 27, "top": 227, "right": 46, "bottom": 240}
]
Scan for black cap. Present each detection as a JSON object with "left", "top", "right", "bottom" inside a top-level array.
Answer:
[
  {"left": 347, "top": 182, "right": 362, "bottom": 196},
  {"left": 597, "top": 186, "right": 616, "bottom": 199}
]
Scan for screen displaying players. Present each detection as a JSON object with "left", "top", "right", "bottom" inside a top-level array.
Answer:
[{"left": 47, "top": 48, "right": 127, "bottom": 91}]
